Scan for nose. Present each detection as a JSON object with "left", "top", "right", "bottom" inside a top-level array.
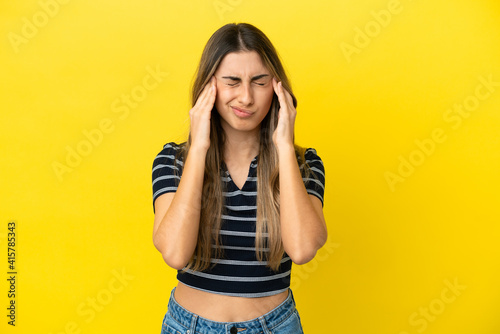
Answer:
[{"left": 237, "top": 83, "right": 254, "bottom": 106}]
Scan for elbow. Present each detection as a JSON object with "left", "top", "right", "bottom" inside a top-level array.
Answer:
[
  {"left": 161, "top": 252, "right": 189, "bottom": 271},
  {"left": 287, "top": 232, "right": 328, "bottom": 265},
  {"left": 153, "top": 234, "right": 189, "bottom": 270},
  {"left": 289, "top": 249, "right": 317, "bottom": 265},
  {"left": 158, "top": 247, "right": 190, "bottom": 270},
  {"left": 286, "top": 242, "right": 319, "bottom": 265}
]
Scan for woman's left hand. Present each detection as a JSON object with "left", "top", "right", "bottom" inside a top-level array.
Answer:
[{"left": 272, "top": 77, "right": 296, "bottom": 151}]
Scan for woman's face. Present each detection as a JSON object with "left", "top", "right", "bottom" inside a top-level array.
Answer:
[{"left": 214, "top": 51, "right": 274, "bottom": 136}]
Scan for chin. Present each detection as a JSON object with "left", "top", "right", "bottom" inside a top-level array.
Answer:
[{"left": 221, "top": 118, "right": 259, "bottom": 133}]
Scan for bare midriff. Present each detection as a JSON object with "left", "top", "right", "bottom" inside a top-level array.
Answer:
[{"left": 173, "top": 281, "right": 289, "bottom": 322}]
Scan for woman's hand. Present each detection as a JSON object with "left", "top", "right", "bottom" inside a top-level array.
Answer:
[
  {"left": 272, "top": 77, "right": 296, "bottom": 152},
  {"left": 189, "top": 76, "right": 217, "bottom": 152}
]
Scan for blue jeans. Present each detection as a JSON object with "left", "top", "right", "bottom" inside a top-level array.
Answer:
[{"left": 161, "top": 287, "right": 304, "bottom": 334}]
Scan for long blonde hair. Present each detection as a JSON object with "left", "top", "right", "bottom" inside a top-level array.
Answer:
[{"left": 174, "top": 23, "right": 313, "bottom": 272}]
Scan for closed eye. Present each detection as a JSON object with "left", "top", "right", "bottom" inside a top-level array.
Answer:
[
  {"left": 227, "top": 82, "right": 265, "bottom": 86},
  {"left": 221, "top": 74, "right": 270, "bottom": 87},
  {"left": 226, "top": 82, "right": 265, "bottom": 87}
]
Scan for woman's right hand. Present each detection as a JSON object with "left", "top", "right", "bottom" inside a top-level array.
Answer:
[{"left": 189, "top": 76, "right": 217, "bottom": 152}]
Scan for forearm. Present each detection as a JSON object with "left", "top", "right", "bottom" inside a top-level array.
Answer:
[
  {"left": 278, "top": 145, "right": 327, "bottom": 264},
  {"left": 153, "top": 146, "right": 207, "bottom": 269}
]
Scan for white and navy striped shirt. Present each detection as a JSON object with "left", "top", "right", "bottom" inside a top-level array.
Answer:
[{"left": 152, "top": 142, "right": 325, "bottom": 297}]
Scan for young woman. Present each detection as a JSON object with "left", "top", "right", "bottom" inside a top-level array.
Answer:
[{"left": 152, "top": 23, "right": 327, "bottom": 334}]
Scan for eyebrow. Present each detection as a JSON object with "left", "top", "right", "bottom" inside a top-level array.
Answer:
[{"left": 221, "top": 74, "right": 270, "bottom": 81}]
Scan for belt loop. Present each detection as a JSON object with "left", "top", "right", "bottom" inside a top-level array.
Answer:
[
  {"left": 258, "top": 316, "right": 271, "bottom": 334},
  {"left": 289, "top": 288, "right": 296, "bottom": 304},
  {"left": 187, "top": 314, "right": 198, "bottom": 334}
]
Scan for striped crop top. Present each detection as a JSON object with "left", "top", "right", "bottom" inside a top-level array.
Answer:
[{"left": 152, "top": 142, "right": 326, "bottom": 297}]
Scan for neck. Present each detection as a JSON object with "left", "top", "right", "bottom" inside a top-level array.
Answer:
[{"left": 222, "top": 127, "right": 260, "bottom": 163}]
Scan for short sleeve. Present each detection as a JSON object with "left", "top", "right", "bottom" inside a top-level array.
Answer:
[
  {"left": 301, "top": 148, "right": 326, "bottom": 207},
  {"left": 152, "top": 142, "right": 184, "bottom": 213}
]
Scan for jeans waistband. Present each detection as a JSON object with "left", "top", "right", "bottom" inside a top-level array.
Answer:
[{"left": 166, "top": 287, "right": 297, "bottom": 333}]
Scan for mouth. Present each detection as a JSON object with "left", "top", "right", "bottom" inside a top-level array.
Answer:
[{"left": 231, "top": 106, "right": 253, "bottom": 118}]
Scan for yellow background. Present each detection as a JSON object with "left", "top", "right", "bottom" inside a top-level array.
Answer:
[{"left": 1, "top": 0, "right": 500, "bottom": 333}]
